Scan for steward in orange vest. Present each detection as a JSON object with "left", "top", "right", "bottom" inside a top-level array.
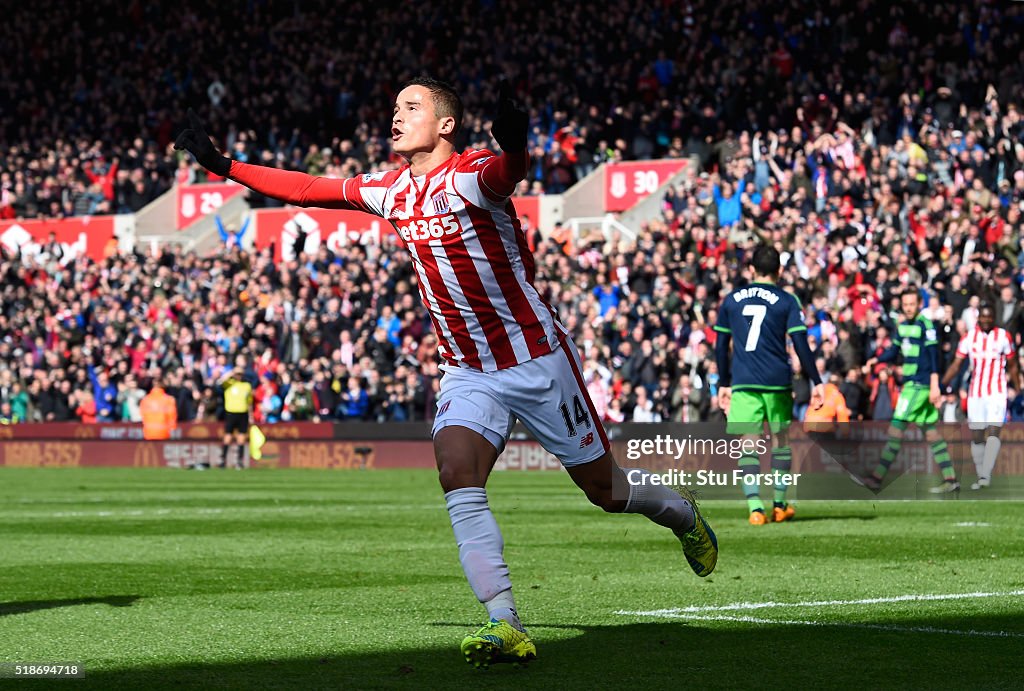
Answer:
[
  {"left": 804, "top": 381, "right": 850, "bottom": 434},
  {"left": 140, "top": 383, "right": 178, "bottom": 440}
]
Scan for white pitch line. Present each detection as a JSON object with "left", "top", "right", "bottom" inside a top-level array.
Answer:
[
  {"left": 1, "top": 503, "right": 446, "bottom": 519},
  {"left": 641, "top": 613, "right": 1024, "bottom": 639},
  {"left": 616, "top": 589, "right": 1024, "bottom": 616}
]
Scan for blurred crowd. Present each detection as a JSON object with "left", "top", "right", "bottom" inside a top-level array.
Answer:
[
  {"left": 5, "top": 1, "right": 1023, "bottom": 214},
  {"left": 0, "top": 239, "right": 444, "bottom": 424},
  {"left": 3, "top": 0, "right": 1024, "bottom": 424}
]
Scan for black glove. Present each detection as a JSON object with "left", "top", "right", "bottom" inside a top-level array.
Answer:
[
  {"left": 174, "top": 108, "right": 231, "bottom": 177},
  {"left": 490, "top": 79, "right": 528, "bottom": 153}
]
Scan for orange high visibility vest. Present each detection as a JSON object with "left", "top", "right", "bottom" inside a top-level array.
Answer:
[
  {"left": 140, "top": 389, "right": 178, "bottom": 440},
  {"left": 804, "top": 383, "right": 851, "bottom": 433}
]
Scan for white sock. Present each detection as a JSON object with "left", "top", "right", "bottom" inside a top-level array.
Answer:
[
  {"left": 982, "top": 436, "right": 1001, "bottom": 480},
  {"left": 483, "top": 589, "right": 523, "bottom": 631},
  {"left": 445, "top": 487, "right": 515, "bottom": 621},
  {"left": 623, "top": 470, "right": 695, "bottom": 533},
  {"left": 970, "top": 442, "right": 985, "bottom": 478}
]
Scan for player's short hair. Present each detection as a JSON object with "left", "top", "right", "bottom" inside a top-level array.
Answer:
[
  {"left": 979, "top": 302, "right": 994, "bottom": 314},
  {"left": 751, "top": 245, "right": 781, "bottom": 276},
  {"left": 402, "top": 76, "right": 463, "bottom": 132},
  {"left": 900, "top": 290, "right": 920, "bottom": 302}
]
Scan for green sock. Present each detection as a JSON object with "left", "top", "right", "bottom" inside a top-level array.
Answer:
[
  {"left": 875, "top": 437, "right": 902, "bottom": 480},
  {"left": 771, "top": 447, "right": 793, "bottom": 506},
  {"left": 931, "top": 440, "right": 956, "bottom": 482},
  {"left": 738, "top": 454, "right": 764, "bottom": 513}
]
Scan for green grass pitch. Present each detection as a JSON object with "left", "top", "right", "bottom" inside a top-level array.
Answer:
[{"left": 1, "top": 468, "right": 1022, "bottom": 690}]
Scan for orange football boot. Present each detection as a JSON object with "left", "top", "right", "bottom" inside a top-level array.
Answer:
[{"left": 772, "top": 504, "right": 796, "bottom": 522}]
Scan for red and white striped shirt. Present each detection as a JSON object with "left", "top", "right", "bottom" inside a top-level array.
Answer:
[
  {"left": 339, "top": 150, "right": 564, "bottom": 371},
  {"left": 956, "top": 326, "right": 1013, "bottom": 398}
]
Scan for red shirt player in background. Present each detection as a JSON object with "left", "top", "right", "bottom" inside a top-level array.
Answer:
[
  {"left": 941, "top": 304, "right": 1022, "bottom": 489},
  {"left": 174, "top": 77, "right": 717, "bottom": 667}
]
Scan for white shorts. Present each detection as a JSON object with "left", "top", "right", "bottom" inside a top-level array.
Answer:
[
  {"left": 431, "top": 338, "right": 610, "bottom": 467},
  {"left": 967, "top": 396, "right": 1007, "bottom": 430}
]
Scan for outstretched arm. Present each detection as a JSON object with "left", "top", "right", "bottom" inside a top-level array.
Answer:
[
  {"left": 235, "top": 215, "right": 251, "bottom": 244},
  {"left": 215, "top": 215, "right": 229, "bottom": 243},
  {"left": 478, "top": 150, "right": 529, "bottom": 200},
  {"left": 480, "top": 79, "right": 530, "bottom": 200},
  {"left": 175, "top": 109, "right": 352, "bottom": 209},
  {"left": 226, "top": 161, "right": 351, "bottom": 208}
]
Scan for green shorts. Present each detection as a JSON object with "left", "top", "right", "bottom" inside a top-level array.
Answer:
[
  {"left": 727, "top": 389, "right": 793, "bottom": 435},
  {"left": 893, "top": 383, "right": 939, "bottom": 426}
]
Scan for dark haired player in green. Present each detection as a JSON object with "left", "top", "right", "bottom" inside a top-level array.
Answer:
[
  {"left": 715, "top": 246, "right": 824, "bottom": 524},
  {"left": 863, "top": 290, "right": 960, "bottom": 493}
]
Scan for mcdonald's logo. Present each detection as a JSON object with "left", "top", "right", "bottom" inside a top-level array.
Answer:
[
  {"left": 185, "top": 424, "right": 212, "bottom": 439},
  {"left": 73, "top": 426, "right": 98, "bottom": 439},
  {"left": 265, "top": 425, "right": 300, "bottom": 439},
  {"left": 133, "top": 443, "right": 162, "bottom": 468}
]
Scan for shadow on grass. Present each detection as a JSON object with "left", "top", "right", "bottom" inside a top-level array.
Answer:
[
  {"left": 68, "top": 616, "right": 1020, "bottom": 690},
  {"left": 782, "top": 514, "right": 878, "bottom": 523},
  {"left": 0, "top": 595, "right": 140, "bottom": 617}
]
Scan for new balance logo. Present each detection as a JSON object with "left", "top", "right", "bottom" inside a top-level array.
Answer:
[
  {"left": 438, "top": 401, "right": 452, "bottom": 416},
  {"left": 579, "top": 432, "right": 594, "bottom": 449}
]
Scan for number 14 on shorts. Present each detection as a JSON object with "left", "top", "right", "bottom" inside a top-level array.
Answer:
[{"left": 560, "top": 395, "right": 591, "bottom": 438}]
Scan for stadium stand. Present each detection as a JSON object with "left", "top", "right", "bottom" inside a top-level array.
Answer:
[{"left": 2, "top": 0, "right": 1024, "bottom": 424}]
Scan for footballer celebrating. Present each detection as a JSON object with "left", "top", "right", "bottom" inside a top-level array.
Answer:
[
  {"left": 175, "top": 77, "right": 717, "bottom": 668},
  {"left": 714, "top": 246, "right": 824, "bottom": 524},
  {"left": 941, "top": 304, "right": 1021, "bottom": 489}
]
